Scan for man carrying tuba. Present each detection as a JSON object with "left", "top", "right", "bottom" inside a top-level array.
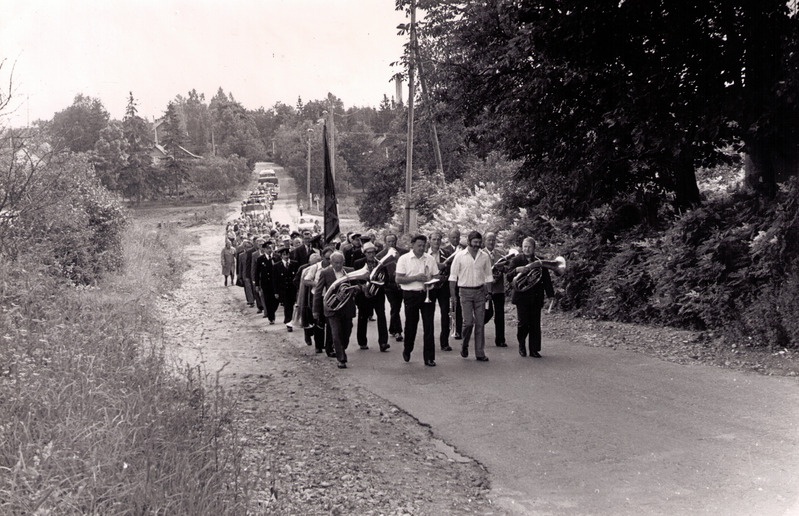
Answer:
[
  {"left": 313, "top": 251, "right": 359, "bottom": 369},
  {"left": 506, "top": 237, "right": 557, "bottom": 358}
]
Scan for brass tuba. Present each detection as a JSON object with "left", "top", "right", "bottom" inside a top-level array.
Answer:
[
  {"left": 512, "top": 256, "right": 566, "bottom": 292},
  {"left": 323, "top": 265, "right": 371, "bottom": 311},
  {"left": 364, "top": 248, "right": 399, "bottom": 298}
]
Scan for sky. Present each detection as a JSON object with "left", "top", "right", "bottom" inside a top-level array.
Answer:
[{"left": 1, "top": 0, "right": 409, "bottom": 126}]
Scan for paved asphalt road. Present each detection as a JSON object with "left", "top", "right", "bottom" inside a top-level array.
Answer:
[{"left": 270, "top": 165, "right": 799, "bottom": 516}]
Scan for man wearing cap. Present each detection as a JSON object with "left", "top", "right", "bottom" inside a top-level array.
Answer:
[
  {"left": 378, "top": 233, "right": 407, "bottom": 343},
  {"left": 254, "top": 240, "right": 278, "bottom": 323},
  {"left": 344, "top": 233, "right": 364, "bottom": 268},
  {"left": 353, "top": 242, "right": 389, "bottom": 352},
  {"left": 272, "top": 246, "right": 299, "bottom": 331},
  {"left": 395, "top": 234, "right": 438, "bottom": 366},
  {"left": 313, "top": 252, "right": 357, "bottom": 369},
  {"left": 449, "top": 231, "right": 494, "bottom": 362}
]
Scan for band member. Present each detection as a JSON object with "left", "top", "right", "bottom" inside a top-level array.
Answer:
[
  {"left": 449, "top": 231, "right": 493, "bottom": 362},
  {"left": 483, "top": 232, "right": 507, "bottom": 347},
  {"left": 273, "top": 246, "right": 299, "bottom": 331},
  {"left": 294, "top": 253, "right": 321, "bottom": 345},
  {"left": 254, "top": 239, "right": 278, "bottom": 323},
  {"left": 427, "top": 231, "right": 452, "bottom": 351},
  {"left": 291, "top": 231, "right": 313, "bottom": 266},
  {"left": 506, "top": 237, "right": 554, "bottom": 358},
  {"left": 312, "top": 246, "right": 337, "bottom": 355},
  {"left": 344, "top": 233, "right": 364, "bottom": 267},
  {"left": 353, "top": 242, "right": 389, "bottom": 351},
  {"left": 378, "top": 233, "right": 407, "bottom": 342},
  {"left": 442, "top": 228, "right": 463, "bottom": 339},
  {"left": 395, "top": 234, "right": 438, "bottom": 366},
  {"left": 313, "top": 252, "right": 357, "bottom": 369}
]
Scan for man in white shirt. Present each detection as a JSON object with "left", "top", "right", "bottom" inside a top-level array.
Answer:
[
  {"left": 449, "top": 231, "right": 494, "bottom": 362},
  {"left": 395, "top": 234, "right": 439, "bottom": 366}
]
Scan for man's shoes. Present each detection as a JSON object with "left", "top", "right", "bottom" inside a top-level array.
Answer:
[
  {"left": 519, "top": 348, "right": 527, "bottom": 357},
  {"left": 379, "top": 343, "right": 390, "bottom": 352},
  {"left": 286, "top": 325, "right": 293, "bottom": 332},
  {"left": 359, "top": 345, "right": 369, "bottom": 350},
  {"left": 315, "top": 348, "right": 324, "bottom": 354},
  {"left": 453, "top": 333, "right": 462, "bottom": 340},
  {"left": 326, "top": 351, "right": 336, "bottom": 358},
  {"left": 530, "top": 351, "right": 542, "bottom": 358},
  {"left": 247, "top": 303, "right": 254, "bottom": 307},
  {"left": 262, "top": 313, "right": 269, "bottom": 318},
  {"left": 402, "top": 350, "right": 411, "bottom": 362},
  {"left": 496, "top": 342, "right": 507, "bottom": 347},
  {"left": 337, "top": 362, "right": 347, "bottom": 369},
  {"left": 269, "top": 320, "right": 275, "bottom": 325},
  {"left": 460, "top": 346, "right": 468, "bottom": 358},
  {"left": 424, "top": 360, "right": 436, "bottom": 367},
  {"left": 305, "top": 337, "right": 313, "bottom": 346},
  {"left": 394, "top": 333, "right": 404, "bottom": 342},
  {"left": 476, "top": 356, "right": 489, "bottom": 362},
  {"left": 441, "top": 345, "right": 453, "bottom": 352},
  {"left": 257, "top": 308, "right": 263, "bottom": 314}
]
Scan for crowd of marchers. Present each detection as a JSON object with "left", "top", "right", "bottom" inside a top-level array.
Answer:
[{"left": 222, "top": 204, "right": 563, "bottom": 370}]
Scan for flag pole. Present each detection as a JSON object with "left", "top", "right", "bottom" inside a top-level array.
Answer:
[{"left": 404, "top": 0, "right": 417, "bottom": 234}]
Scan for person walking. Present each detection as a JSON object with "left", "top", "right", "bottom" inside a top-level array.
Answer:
[
  {"left": 483, "top": 232, "right": 508, "bottom": 347},
  {"left": 449, "top": 231, "right": 494, "bottom": 362},
  {"left": 221, "top": 240, "right": 236, "bottom": 286},
  {"left": 506, "top": 237, "right": 555, "bottom": 358},
  {"left": 378, "top": 233, "right": 407, "bottom": 343},
  {"left": 313, "top": 252, "right": 357, "bottom": 369},
  {"left": 427, "top": 231, "right": 453, "bottom": 351},
  {"left": 395, "top": 234, "right": 438, "bottom": 367},
  {"left": 273, "top": 246, "right": 299, "bottom": 331},
  {"left": 353, "top": 242, "right": 389, "bottom": 351}
]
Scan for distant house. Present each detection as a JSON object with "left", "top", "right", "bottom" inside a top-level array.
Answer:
[{"left": 148, "top": 119, "right": 202, "bottom": 167}]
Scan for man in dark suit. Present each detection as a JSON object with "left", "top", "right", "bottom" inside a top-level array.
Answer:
[
  {"left": 344, "top": 233, "right": 364, "bottom": 267},
  {"left": 291, "top": 231, "right": 313, "bottom": 266},
  {"left": 238, "top": 240, "right": 256, "bottom": 307},
  {"left": 353, "top": 242, "right": 389, "bottom": 351},
  {"left": 377, "top": 233, "right": 408, "bottom": 343},
  {"left": 313, "top": 252, "right": 357, "bottom": 369},
  {"left": 272, "top": 247, "right": 299, "bottom": 330},
  {"left": 441, "top": 228, "right": 463, "bottom": 339},
  {"left": 254, "top": 240, "right": 278, "bottom": 323}
]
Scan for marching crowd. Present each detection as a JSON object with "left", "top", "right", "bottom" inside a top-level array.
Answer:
[{"left": 222, "top": 213, "right": 559, "bottom": 370}]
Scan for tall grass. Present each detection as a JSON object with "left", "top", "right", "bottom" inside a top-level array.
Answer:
[{"left": 0, "top": 221, "right": 250, "bottom": 514}]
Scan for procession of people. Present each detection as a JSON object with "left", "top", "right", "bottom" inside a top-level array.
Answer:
[{"left": 222, "top": 189, "right": 563, "bottom": 370}]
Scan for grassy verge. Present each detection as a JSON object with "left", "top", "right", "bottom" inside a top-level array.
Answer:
[{"left": 0, "top": 219, "right": 250, "bottom": 514}]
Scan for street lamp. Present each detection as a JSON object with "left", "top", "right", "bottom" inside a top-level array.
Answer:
[{"left": 306, "top": 128, "right": 313, "bottom": 211}]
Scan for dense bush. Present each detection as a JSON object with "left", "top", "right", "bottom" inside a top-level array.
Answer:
[
  {"left": 2, "top": 152, "right": 126, "bottom": 284},
  {"left": 556, "top": 179, "right": 799, "bottom": 349}
]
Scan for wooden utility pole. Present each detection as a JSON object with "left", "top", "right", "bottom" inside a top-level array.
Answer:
[
  {"left": 404, "top": 0, "right": 417, "bottom": 234},
  {"left": 413, "top": 39, "right": 444, "bottom": 179}
]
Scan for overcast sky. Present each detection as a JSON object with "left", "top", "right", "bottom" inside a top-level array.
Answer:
[{"left": 1, "top": 0, "right": 408, "bottom": 126}]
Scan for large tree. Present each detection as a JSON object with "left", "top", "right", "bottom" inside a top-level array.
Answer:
[
  {"left": 49, "top": 94, "right": 110, "bottom": 153},
  {"left": 402, "top": 1, "right": 799, "bottom": 216}
]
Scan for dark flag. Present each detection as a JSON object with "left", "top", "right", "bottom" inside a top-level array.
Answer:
[{"left": 323, "top": 123, "right": 340, "bottom": 244}]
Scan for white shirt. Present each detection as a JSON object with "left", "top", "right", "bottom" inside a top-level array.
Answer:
[
  {"left": 449, "top": 248, "right": 493, "bottom": 287},
  {"left": 396, "top": 251, "right": 438, "bottom": 291}
]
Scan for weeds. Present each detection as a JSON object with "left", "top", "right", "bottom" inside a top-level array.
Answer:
[{"left": 0, "top": 220, "right": 250, "bottom": 514}]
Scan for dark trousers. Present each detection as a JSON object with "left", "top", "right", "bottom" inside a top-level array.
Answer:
[
  {"left": 327, "top": 313, "right": 352, "bottom": 363},
  {"left": 402, "top": 291, "right": 436, "bottom": 362},
  {"left": 259, "top": 285, "right": 277, "bottom": 322},
  {"left": 281, "top": 291, "right": 296, "bottom": 323},
  {"left": 243, "top": 278, "right": 255, "bottom": 305},
  {"left": 386, "top": 288, "right": 404, "bottom": 335},
  {"left": 430, "top": 287, "right": 450, "bottom": 348},
  {"left": 516, "top": 301, "right": 542, "bottom": 354},
  {"left": 491, "top": 292, "right": 506, "bottom": 345},
  {"left": 357, "top": 291, "right": 388, "bottom": 347}
]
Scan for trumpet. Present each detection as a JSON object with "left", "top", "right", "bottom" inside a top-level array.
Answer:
[
  {"left": 512, "top": 256, "right": 566, "bottom": 292},
  {"left": 423, "top": 278, "right": 440, "bottom": 303},
  {"left": 323, "top": 265, "right": 371, "bottom": 311}
]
